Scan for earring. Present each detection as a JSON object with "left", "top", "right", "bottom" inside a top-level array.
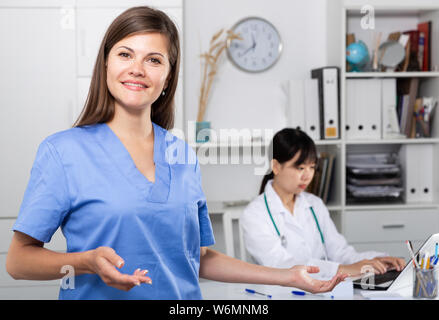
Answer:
[{"left": 162, "top": 90, "right": 166, "bottom": 96}]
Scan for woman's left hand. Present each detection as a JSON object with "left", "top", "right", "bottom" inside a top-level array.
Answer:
[{"left": 281, "top": 265, "right": 348, "bottom": 294}]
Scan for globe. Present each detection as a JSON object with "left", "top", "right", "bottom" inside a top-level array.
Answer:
[{"left": 346, "top": 41, "right": 369, "bottom": 72}]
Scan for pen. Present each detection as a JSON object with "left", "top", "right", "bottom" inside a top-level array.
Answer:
[
  {"left": 425, "top": 252, "right": 430, "bottom": 270},
  {"left": 435, "top": 243, "right": 438, "bottom": 260},
  {"left": 245, "top": 288, "right": 272, "bottom": 299},
  {"left": 291, "top": 290, "right": 334, "bottom": 299},
  {"left": 406, "top": 240, "right": 420, "bottom": 268}
]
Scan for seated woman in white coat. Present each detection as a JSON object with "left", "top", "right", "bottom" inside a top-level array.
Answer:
[{"left": 241, "top": 128, "right": 405, "bottom": 279}]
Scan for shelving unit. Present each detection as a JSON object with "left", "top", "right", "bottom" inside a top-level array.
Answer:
[
  {"left": 346, "top": 71, "right": 439, "bottom": 78},
  {"left": 334, "top": 2, "right": 439, "bottom": 259}
]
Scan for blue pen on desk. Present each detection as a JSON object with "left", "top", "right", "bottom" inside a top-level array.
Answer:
[
  {"left": 292, "top": 290, "right": 334, "bottom": 299},
  {"left": 245, "top": 288, "right": 272, "bottom": 299}
]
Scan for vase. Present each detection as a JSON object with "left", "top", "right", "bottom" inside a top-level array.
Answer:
[{"left": 195, "top": 121, "right": 211, "bottom": 143}]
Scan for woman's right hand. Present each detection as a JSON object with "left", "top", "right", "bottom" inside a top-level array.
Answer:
[{"left": 85, "top": 246, "right": 151, "bottom": 291}]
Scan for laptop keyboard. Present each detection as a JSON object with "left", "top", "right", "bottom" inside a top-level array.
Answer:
[
  {"left": 373, "top": 269, "right": 402, "bottom": 285},
  {"left": 356, "top": 269, "right": 402, "bottom": 285},
  {"left": 353, "top": 269, "right": 402, "bottom": 289}
]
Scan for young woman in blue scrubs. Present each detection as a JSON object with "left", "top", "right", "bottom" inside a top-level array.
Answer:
[{"left": 6, "top": 7, "right": 346, "bottom": 299}]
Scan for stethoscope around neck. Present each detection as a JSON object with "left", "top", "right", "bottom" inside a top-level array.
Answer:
[{"left": 263, "top": 192, "right": 328, "bottom": 260}]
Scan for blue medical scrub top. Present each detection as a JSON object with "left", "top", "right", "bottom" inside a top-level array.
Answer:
[{"left": 13, "top": 122, "right": 215, "bottom": 299}]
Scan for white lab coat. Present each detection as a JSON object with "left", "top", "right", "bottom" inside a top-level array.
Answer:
[{"left": 240, "top": 180, "right": 386, "bottom": 279}]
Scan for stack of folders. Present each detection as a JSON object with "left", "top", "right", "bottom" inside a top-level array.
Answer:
[
  {"left": 307, "top": 152, "right": 335, "bottom": 204},
  {"left": 346, "top": 153, "right": 403, "bottom": 203}
]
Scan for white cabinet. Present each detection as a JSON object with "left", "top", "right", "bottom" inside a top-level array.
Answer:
[
  {"left": 343, "top": 209, "right": 438, "bottom": 243},
  {"left": 76, "top": 8, "right": 125, "bottom": 77},
  {"left": 0, "top": 7, "right": 76, "bottom": 219}
]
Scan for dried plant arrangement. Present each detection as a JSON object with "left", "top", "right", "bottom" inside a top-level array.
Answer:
[{"left": 197, "top": 29, "right": 242, "bottom": 122}]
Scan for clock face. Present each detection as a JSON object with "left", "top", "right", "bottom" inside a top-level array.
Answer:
[{"left": 227, "top": 17, "right": 282, "bottom": 72}]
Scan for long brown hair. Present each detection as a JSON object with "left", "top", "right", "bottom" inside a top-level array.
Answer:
[{"left": 73, "top": 6, "right": 180, "bottom": 130}]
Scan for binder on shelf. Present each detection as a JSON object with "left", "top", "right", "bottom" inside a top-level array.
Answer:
[
  {"left": 286, "top": 79, "right": 306, "bottom": 131},
  {"left": 402, "top": 30, "right": 421, "bottom": 71},
  {"left": 399, "top": 94, "right": 410, "bottom": 133},
  {"left": 399, "top": 144, "right": 433, "bottom": 203},
  {"left": 303, "top": 79, "right": 321, "bottom": 141},
  {"left": 322, "top": 152, "right": 335, "bottom": 203},
  {"left": 398, "top": 78, "right": 420, "bottom": 137},
  {"left": 346, "top": 79, "right": 381, "bottom": 140},
  {"left": 398, "top": 33, "right": 411, "bottom": 72},
  {"left": 311, "top": 67, "right": 340, "bottom": 140},
  {"left": 417, "top": 21, "right": 431, "bottom": 71},
  {"left": 381, "top": 78, "right": 404, "bottom": 139},
  {"left": 310, "top": 156, "right": 324, "bottom": 196},
  {"left": 307, "top": 152, "right": 335, "bottom": 204}
]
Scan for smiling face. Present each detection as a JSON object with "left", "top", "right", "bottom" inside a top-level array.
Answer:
[
  {"left": 272, "top": 151, "right": 316, "bottom": 195},
  {"left": 106, "top": 32, "right": 171, "bottom": 112}
]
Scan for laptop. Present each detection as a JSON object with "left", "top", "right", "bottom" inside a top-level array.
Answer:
[{"left": 351, "top": 233, "right": 439, "bottom": 291}]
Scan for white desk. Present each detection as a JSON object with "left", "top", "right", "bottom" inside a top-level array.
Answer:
[
  {"left": 207, "top": 201, "right": 248, "bottom": 215},
  {"left": 199, "top": 280, "right": 433, "bottom": 300},
  {"left": 199, "top": 280, "right": 361, "bottom": 300}
]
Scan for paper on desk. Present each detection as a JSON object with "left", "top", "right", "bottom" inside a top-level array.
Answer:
[
  {"left": 304, "top": 280, "right": 353, "bottom": 299},
  {"left": 308, "top": 274, "right": 354, "bottom": 299},
  {"left": 330, "top": 280, "right": 354, "bottom": 299},
  {"left": 360, "top": 291, "right": 404, "bottom": 300}
]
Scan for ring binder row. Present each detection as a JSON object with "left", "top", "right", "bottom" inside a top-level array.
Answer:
[
  {"left": 285, "top": 66, "right": 340, "bottom": 140},
  {"left": 346, "top": 145, "right": 434, "bottom": 204},
  {"left": 346, "top": 78, "right": 437, "bottom": 140},
  {"left": 287, "top": 67, "right": 436, "bottom": 141},
  {"left": 399, "top": 144, "right": 433, "bottom": 203}
]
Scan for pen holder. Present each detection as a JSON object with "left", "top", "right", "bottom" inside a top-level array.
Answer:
[{"left": 413, "top": 267, "right": 438, "bottom": 299}]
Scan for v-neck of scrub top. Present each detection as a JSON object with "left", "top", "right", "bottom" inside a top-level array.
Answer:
[{"left": 95, "top": 122, "right": 170, "bottom": 203}]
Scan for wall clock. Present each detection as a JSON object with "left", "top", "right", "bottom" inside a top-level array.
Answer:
[{"left": 226, "top": 17, "right": 282, "bottom": 72}]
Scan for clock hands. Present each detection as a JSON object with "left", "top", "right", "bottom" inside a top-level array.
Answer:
[{"left": 242, "top": 33, "right": 257, "bottom": 56}]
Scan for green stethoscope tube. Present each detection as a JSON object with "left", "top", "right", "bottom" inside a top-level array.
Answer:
[{"left": 264, "top": 192, "right": 327, "bottom": 260}]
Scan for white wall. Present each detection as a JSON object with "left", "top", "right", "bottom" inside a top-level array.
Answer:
[{"left": 184, "top": 0, "right": 336, "bottom": 202}]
